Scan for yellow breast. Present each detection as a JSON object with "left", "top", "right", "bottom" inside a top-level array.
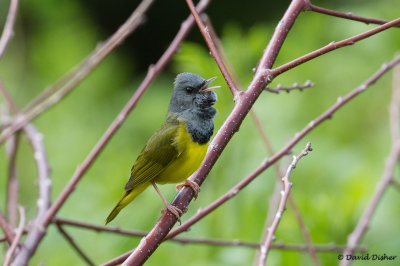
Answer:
[{"left": 155, "top": 122, "right": 208, "bottom": 184}]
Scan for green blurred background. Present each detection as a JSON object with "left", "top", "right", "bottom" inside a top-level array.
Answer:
[{"left": 1, "top": 0, "right": 400, "bottom": 265}]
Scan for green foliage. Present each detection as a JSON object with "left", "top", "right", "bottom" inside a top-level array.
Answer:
[{"left": 1, "top": 0, "right": 400, "bottom": 265}]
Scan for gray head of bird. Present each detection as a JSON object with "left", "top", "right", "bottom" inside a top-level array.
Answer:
[{"left": 169, "top": 72, "right": 219, "bottom": 118}]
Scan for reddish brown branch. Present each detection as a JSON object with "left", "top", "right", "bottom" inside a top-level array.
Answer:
[
  {"left": 185, "top": 0, "right": 239, "bottom": 96},
  {"left": 56, "top": 223, "right": 95, "bottom": 266},
  {"left": 0, "top": 0, "right": 154, "bottom": 145},
  {"left": 166, "top": 55, "right": 400, "bottom": 240},
  {"left": 122, "top": 1, "right": 306, "bottom": 264},
  {"left": 0, "top": 0, "right": 19, "bottom": 59},
  {"left": 306, "top": 1, "right": 400, "bottom": 27},
  {"left": 257, "top": 143, "right": 312, "bottom": 265},
  {"left": 340, "top": 56, "right": 400, "bottom": 265},
  {"left": 270, "top": 17, "right": 400, "bottom": 77}
]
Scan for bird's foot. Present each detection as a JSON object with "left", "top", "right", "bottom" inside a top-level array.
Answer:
[
  {"left": 176, "top": 179, "right": 201, "bottom": 199},
  {"left": 162, "top": 204, "right": 183, "bottom": 224}
]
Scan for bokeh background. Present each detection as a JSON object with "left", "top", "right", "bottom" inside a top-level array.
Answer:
[{"left": 1, "top": 0, "right": 400, "bottom": 265}]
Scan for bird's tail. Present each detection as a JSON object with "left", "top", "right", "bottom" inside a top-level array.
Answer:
[{"left": 105, "top": 183, "right": 149, "bottom": 225}]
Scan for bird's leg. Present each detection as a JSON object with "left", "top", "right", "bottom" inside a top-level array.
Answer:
[
  {"left": 151, "top": 181, "right": 182, "bottom": 223},
  {"left": 176, "top": 179, "right": 201, "bottom": 199}
]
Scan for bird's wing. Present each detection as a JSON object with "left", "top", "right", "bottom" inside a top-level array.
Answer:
[{"left": 124, "top": 121, "right": 180, "bottom": 190}]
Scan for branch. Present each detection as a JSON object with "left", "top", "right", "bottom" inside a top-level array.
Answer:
[
  {"left": 166, "top": 55, "right": 400, "bottom": 240},
  {"left": 122, "top": 0, "right": 307, "bottom": 264},
  {"left": 306, "top": 1, "right": 400, "bottom": 27},
  {"left": 0, "top": 209, "right": 14, "bottom": 245},
  {"left": 257, "top": 143, "right": 312, "bottom": 265},
  {"left": 270, "top": 17, "right": 400, "bottom": 77},
  {"left": 4, "top": 206, "right": 25, "bottom": 266},
  {"left": 0, "top": 80, "right": 52, "bottom": 266},
  {"left": 0, "top": 0, "right": 19, "bottom": 59},
  {"left": 185, "top": 0, "right": 240, "bottom": 96},
  {"left": 56, "top": 223, "right": 95, "bottom": 266},
  {"left": 340, "top": 56, "right": 400, "bottom": 265},
  {"left": 0, "top": 0, "right": 154, "bottom": 144},
  {"left": 30, "top": 0, "right": 212, "bottom": 253},
  {"left": 265, "top": 80, "right": 314, "bottom": 94}
]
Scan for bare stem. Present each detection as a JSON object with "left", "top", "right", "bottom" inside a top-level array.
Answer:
[
  {"left": 56, "top": 223, "right": 95, "bottom": 266},
  {"left": 270, "top": 17, "right": 400, "bottom": 77},
  {"left": 265, "top": 80, "right": 314, "bottom": 94},
  {"left": 185, "top": 0, "right": 239, "bottom": 96},
  {"left": 4, "top": 206, "right": 25, "bottom": 266},
  {"left": 306, "top": 1, "right": 400, "bottom": 27},
  {"left": 0, "top": 0, "right": 19, "bottom": 59},
  {"left": 0, "top": 209, "right": 14, "bottom": 245}
]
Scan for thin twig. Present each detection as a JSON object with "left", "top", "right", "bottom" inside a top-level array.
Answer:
[
  {"left": 340, "top": 56, "right": 400, "bottom": 265},
  {"left": 4, "top": 206, "right": 25, "bottom": 266},
  {"left": 257, "top": 143, "right": 312, "bottom": 265},
  {"left": 270, "top": 17, "right": 400, "bottom": 77},
  {"left": 55, "top": 223, "right": 95, "bottom": 266},
  {"left": 0, "top": 0, "right": 154, "bottom": 144},
  {"left": 166, "top": 55, "right": 400, "bottom": 240},
  {"left": 1, "top": 102, "right": 20, "bottom": 228},
  {"left": 305, "top": 1, "right": 400, "bottom": 27},
  {"left": 0, "top": 209, "right": 14, "bottom": 245},
  {"left": 265, "top": 80, "right": 314, "bottom": 94},
  {"left": 185, "top": 1, "right": 239, "bottom": 96},
  {"left": 0, "top": 0, "right": 19, "bottom": 59}
]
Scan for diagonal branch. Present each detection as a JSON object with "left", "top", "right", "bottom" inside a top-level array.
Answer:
[
  {"left": 257, "top": 143, "right": 312, "bottom": 265},
  {"left": 0, "top": 0, "right": 19, "bottom": 59},
  {"left": 4, "top": 206, "right": 25, "bottom": 266},
  {"left": 0, "top": 209, "right": 14, "bottom": 245},
  {"left": 200, "top": 16, "right": 320, "bottom": 266},
  {"left": 56, "top": 223, "right": 95, "bottom": 266},
  {"left": 305, "top": 0, "right": 400, "bottom": 27},
  {"left": 0, "top": 0, "right": 154, "bottom": 145},
  {"left": 185, "top": 0, "right": 239, "bottom": 96},
  {"left": 270, "top": 17, "right": 400, "bottom": 77},
  {"left": 122, "top": 0, "right": 307, "bottom": 264},
  {"left": 340, "top": 56, "right": 400, "bottom": 265}
]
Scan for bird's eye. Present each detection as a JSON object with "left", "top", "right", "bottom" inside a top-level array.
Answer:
[{"left": 185, "top": 87, "right": 194, "bottom": 93}]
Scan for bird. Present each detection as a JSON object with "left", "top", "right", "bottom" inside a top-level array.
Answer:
[{"left": 105, "top": 72, "right": 220, "bottom": 225}]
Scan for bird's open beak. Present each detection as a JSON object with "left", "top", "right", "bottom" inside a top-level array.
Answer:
[{"left": 200, "top": 76, "right": 221, "bottom": 93}]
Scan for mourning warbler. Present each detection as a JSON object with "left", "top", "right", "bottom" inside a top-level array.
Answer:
[{"left": 105, "top": 72, "right": 219, "bottom": 224}]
